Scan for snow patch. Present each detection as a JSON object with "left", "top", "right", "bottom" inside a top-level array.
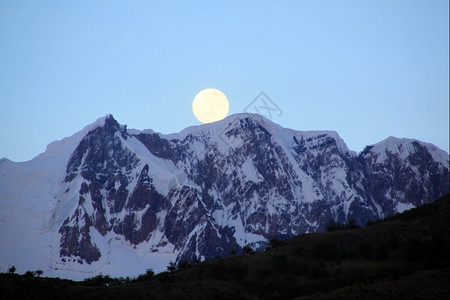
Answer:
[{"left": 395, "top": 202, "right": 415, "bottom": 213}]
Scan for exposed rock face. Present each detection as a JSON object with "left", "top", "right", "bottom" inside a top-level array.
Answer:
[
  {"left": 359, "top": 138, "right": 449, "bottom": 217},
  {"left": 55, "top": 114, "right": 449, "bottom": 265},
  {"left": 59, "top": 116, "right": 140, "bottom": 263}
]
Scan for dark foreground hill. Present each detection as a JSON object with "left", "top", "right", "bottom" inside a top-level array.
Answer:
[{"left": 2, "top": 193, "right": 450, "bottom": 299}]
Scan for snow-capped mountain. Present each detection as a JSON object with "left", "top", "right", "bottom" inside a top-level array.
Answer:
[{"left": 0, "top": 113, "right": 448, "bottom": 279}]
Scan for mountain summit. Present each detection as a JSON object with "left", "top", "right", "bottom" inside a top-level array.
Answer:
[{"left": 0, "top": 113, "right": 448, "bottom": 279}]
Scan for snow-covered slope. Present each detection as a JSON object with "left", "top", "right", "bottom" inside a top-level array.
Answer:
[
  {"left": 0, "top": 116, "right": 112, "bottom": 279},
  {"left": 0, "top": 113, "right": 448, "bottom": 280}
]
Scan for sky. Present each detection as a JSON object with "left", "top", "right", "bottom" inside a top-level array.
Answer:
[{"left": 1, "top": 0, "right": 448, "bottom": 162}]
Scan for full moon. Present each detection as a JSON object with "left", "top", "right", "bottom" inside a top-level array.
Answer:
[{"left": 192, "top": 88, "right": 229, "bottom": 123}]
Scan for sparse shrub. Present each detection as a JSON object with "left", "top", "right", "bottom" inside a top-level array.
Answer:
[
  {"left": 242, "top": 245, "right": 254, "bottom": 256},
  {"left": 269, "top": 238, "right": 282, "bottom": 249},
  {"left": 346, "top": 219, "right": 361, "bottom": 229},
  {"left": 84, "top": 273, "right": 114, "bottom": 286},
  {"left": 156, "top": 271, "right": 171, "bottom": 282},
  {"left": 25, "top": 271, "right": 35, "bottom": 277},
  {"left": 8, "top": 266, "right": 16, "bottom": 274},
  {"left": 345, "top": 218, "right": 361, "bottom": 230},
  {"left": 177, "top": 260, "right": 191, "bottom": 271},
  {"left": 167, "top": 261, "right": 177, "bottom": 273},
  {"left": 35, "top": 270, "right": 44, "bottom": 277},
  {"left": 136, "top": 269, "right": 155, "bottom": 281},
  {"left": 327, "top": 218, "right": 361, "bottom": 232},
  {"left": 115, "top": 277, "right": 126, "bottom": 284},
  {"left": 192, "top": 255, "right": 201, "bottom": 264},
  {"left": 326, "top": 219, "right": 340, "bottom": 232},
  {"left": 366, "top": 218, "right": 384, "bottom": 227},
  {"left": 365, "top": 219, "right": 376, "bottom": 227}
]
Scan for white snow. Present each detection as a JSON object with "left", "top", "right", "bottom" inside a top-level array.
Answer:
[
  {"left": 47, "top": 229, "right": 177, "bottom": 280},
  {"left": 227, "top": 215, "right": 265, "bottom": 247},
  {"left": 0, "top": 126, "right": 89, "bottom": 276},
  {"left": 367, "top": 136, "right": 449, "bottom": 167},
  {"left": 241, "top": 157, "right": 263, "bottom": 183},
  {"left": 395, "top": 201, "right": 415, "bottom": 213},
  {"left": 122, "top": 133, "right": 185, "bottom": 196}
]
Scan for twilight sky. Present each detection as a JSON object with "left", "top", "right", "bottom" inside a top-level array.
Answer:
[{"left": 1, "top": 0, "right": 448, "bottom": 162}]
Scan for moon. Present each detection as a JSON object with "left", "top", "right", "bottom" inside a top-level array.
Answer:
[{"left": 192, "top": 88, "right": 229, "bottom": 123}]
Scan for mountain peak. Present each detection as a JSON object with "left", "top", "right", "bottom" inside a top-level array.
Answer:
[
  {"left": 362, "top": 136, "right": 449, "bottom": 166},
  {"left": 80, "top": 114, "right": 128, "bottom": 141},
  {"left": 103, "top": 114, "right": 126, "bottom": 136}
]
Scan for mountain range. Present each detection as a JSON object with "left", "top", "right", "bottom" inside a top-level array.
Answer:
[{"left": 0, "top": 113, "right": 448, "bottom": 280}]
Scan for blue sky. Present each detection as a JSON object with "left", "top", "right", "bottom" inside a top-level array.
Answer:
[{"left": 1, "top": 0, "right": 448, "bottom": 162}]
